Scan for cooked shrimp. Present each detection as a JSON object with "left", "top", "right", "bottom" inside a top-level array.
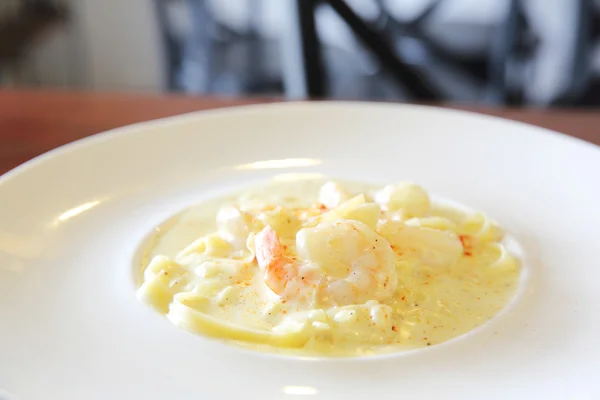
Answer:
[
  {"left": 254, "top": 225, "right": 299, "bottom": 296},
  {"left": 254, "top": 220, "right": 398, "bottom": 306}
]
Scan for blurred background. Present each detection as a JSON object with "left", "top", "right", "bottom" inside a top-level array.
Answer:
[{"left": 1, "top": 0, "right": 599, "bottom": 106}]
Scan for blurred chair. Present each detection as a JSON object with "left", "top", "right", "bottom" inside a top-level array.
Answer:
[
  {"left": 283, "top": 0, "right": 539, "bottom": 104},
  {"left": 154, "top": 0, "right": 282, "bottom": 95},
  {"left": 0, "top": 0, "right": 67, "bottom": 84},
  {"left": 551, "top": 0, "right": 597, "bottom": 106},
  {"left": 153, "top": 0, "right": 596, "bottom": 106}
]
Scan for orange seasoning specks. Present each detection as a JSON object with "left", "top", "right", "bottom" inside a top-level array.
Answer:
[{"left": 459, "top": 234, "right": 474, "bottom": 256}]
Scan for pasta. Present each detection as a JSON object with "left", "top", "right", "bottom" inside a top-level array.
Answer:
[{"left": 136, "top": 179, "right": 521, "bottom": 356}]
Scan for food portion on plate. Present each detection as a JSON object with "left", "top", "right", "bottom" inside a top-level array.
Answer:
[{"left": 136, "top": 178, "right": 521, "bottom": 356}]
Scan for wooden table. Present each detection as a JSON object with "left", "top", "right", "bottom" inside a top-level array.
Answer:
[{"left": 1, "top": 90, "right": 599, "bottom": 175}]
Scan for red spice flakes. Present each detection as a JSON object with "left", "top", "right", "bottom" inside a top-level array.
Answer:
[
  {"left": 459, "top": 234, "right": 474, "bottom": 256},
  {"left": 317, "top": 203, "right": 327, "bottom": 211},
  {"left": 401, "top": 296, "right": 406, "bottom": 301},
  {"left": 391, "top": 326, "right": 398, "bottom": 332}
]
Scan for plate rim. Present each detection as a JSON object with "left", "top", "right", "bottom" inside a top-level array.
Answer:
[{"left": 2, "top": 101, "right": 598, "bottom": 187}]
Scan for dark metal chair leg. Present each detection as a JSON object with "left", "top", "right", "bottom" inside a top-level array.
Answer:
[
  {"left": 297, "top": 0, "right": 326, "bottom": 97},
  {"left": 551, "top": 0, "right": 593, "bottom": 106},
  {"left": 570, "top": 0, "right": 593, "bottom": 97},
  {"left": 324, "top": 0, "right": 439, "bottom": 101},
  {"left": 488, "top": 0, "right": 520, "bottom": 104},
  {"left": 281, "top": 0, "right": 325, "bottom": 98}
]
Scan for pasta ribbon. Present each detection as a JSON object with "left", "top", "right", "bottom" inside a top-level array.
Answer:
[
  {"left": 168, "top": 293, "right": 309, "bottom": 348},
  {"left": 314, "top": 194, "right": 366, "bottom": 224},
  {"left": 137, "top": 277, "right": 174, "bottom": 314}
]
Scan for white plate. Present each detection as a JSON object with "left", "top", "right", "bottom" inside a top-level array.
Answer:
[{"left": 1, "top": 102, "right": 599, "bottom": 400}]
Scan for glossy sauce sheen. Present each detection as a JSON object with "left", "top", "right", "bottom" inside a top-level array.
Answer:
[{"left": 136, "top": 178, "right": 521, "bottom": 357}]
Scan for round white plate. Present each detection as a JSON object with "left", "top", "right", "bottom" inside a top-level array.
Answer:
[{"left": 1, "top": 102, "right": 599, "bottom": 400}]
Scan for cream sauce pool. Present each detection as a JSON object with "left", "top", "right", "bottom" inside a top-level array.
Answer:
[{"left": 136, "top": 178, "right": 521, "bottom": 357}]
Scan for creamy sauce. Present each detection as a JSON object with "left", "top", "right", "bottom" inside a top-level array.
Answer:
[{"left": 136, "top": 178, "right": 521, "bottom": 357}]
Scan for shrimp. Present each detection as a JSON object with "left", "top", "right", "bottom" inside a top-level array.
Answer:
[
  {"left": 254, "top": 220, "right": 398, "bottom": 306},
  {"left": 254, "top": 225, "right": 299, "bottom": 296}
]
